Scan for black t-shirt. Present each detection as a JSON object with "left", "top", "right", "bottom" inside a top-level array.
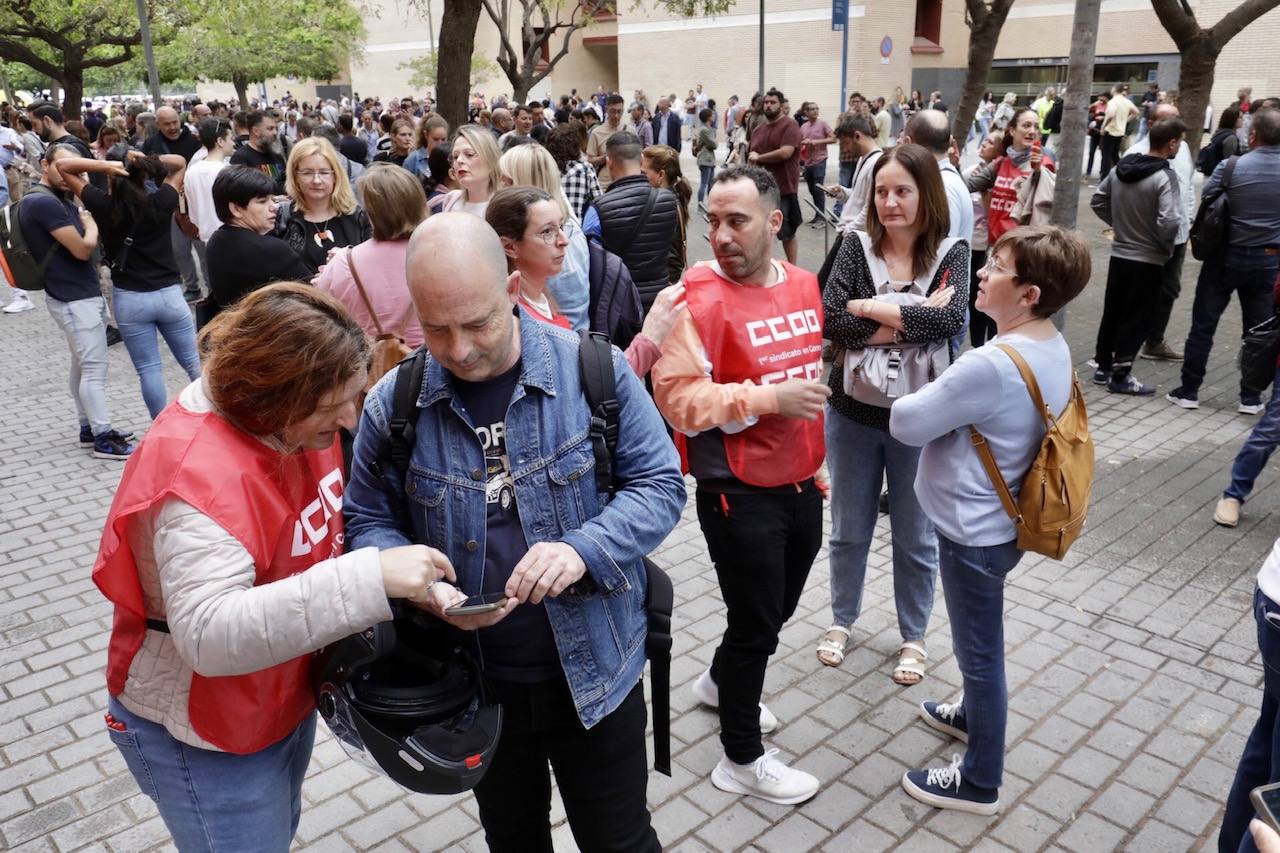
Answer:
[
  {"left": 49, "top": 133, "right": 92, "bottom": 160},
  {"left": 205, "top": 225, "right": 312, "bottom": 307},
  {"left": 142, "top": 128, "right": 202, "bottom": 162},
  {"left": 80, "top": 184, "right": 180, "bottom": 292},
  {"left": 339, "top": 134, "right": 369, "bottom": 166},
  {"left": 19, "top": 188, "right": 99, "bottom": 303},
  {"left": 229, "top": 144, "right": 287, "bottom": 193},
  {"left": 453, "top": 361, "right": 561, "bottom": 683},
  {"left": 372, "top": 150, "right": 407, "bottom": 166}
]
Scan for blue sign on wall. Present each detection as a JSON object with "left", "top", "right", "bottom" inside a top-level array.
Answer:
[{"left": 832, "top": 0, "right": 847, "bottom": 31}]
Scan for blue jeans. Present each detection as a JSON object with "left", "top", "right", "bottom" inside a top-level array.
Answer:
[
  {"left": 112, "top": 285, "right": 201, "bottom": 418},
  {"left": 697, "top": 164, "right": 715, "bottom": 203},
  {"left": 46, "top": 295, "right": 112, "bottom": 435},
  {"left": 1227, "top": 362, "right": 1280, "bottom": 503},
  {"left": 833, "top": 160, "right": 855, "bottom": 217},
  {"left": 937, "top": 534, "right": 1024, "bottom": 790},
  {"left": 826, "top": 410, "right": 938, "bottom": 640},
  {"left": 1179, "top": 248, "right": 1279, "bottom": 402},
  {"left": 1221, "top": 588, "right": 1280, "bottom": 853},
  {"left": 107, "top": 696, "right": 315, "bottom": 852}
]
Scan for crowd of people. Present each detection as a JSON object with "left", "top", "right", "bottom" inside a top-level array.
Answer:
[{"left": 2, "top": 74, "right": 1280, "bottom": 852}]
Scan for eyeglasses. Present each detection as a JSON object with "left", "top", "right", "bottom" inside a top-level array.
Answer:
[
  {"left": 982, "top": 256, "right": 1018, "bottom": 278},
  {"left": 529, "top": 223, "right": 564, "bottom": 245},
  {"left": 298, "top": 169, "right": 335, "bottom": 181}
]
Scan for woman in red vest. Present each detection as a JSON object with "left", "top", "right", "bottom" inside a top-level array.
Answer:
[
  {"left": 93, "top": 283, "right": 453, "bottom": 851},
  {"left": 484, "top": 185, "right": 687, "bottom": 378},
  {"left": 964, "top": 108, "right": 1056, "bottom": 246}
]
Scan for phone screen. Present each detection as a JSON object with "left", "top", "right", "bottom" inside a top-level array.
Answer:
[{"left": 444, "top": 592, "right": 509, "bottom": 616}]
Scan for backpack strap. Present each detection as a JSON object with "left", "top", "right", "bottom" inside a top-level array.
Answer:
[
  {"left": 373, "top": 348, "right": 427, "bottom": 483},
  {"left": 994, "top": 343, "right": 1053, "bottom": 428},
  {"left": 576, "top": 329, "right": 673, "bottom": 776},
  {"left": 579, "top": 330, "right": 620, "bottom": 496}
]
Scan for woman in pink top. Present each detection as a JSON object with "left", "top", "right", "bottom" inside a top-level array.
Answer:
[{"left": 314, "top": 163, "right": 427, "bottom": 347}]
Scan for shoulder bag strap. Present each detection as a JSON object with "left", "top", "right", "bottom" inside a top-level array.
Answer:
[
  {"left": 995, "top": 343, "right": 1052, "bottom": 427},
  {"left": 621, "top": 186, "right": 659, "bottom": 252},
  {"left": 578, "top": 330, "right": 619, "bottom": 496},
  {"left": 345, "top": 247, "right": 389, "bottom": 337}
]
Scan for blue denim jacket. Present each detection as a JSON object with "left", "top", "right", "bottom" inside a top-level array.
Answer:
[{"left": 345, "top": 310, "right": 686, "bottom": 728}]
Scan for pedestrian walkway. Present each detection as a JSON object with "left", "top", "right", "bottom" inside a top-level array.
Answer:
[{"left": 0, "top": 184, "right": 1273, "bottom": 851}]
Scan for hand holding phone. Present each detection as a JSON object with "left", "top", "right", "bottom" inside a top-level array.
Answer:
[
  {"left": 1254, "top": 783, "right": 1280, "bottom": 835},
  {"left": 1030, "top": 138, "right": 1043, "bottom": 172},
  {"left": 444, "top": 591, "right": 509, "bottom": 616}
]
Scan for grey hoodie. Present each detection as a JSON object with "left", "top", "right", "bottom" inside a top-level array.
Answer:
[{"left": 1091, "top": 153, "right": 1181, "bottom": 266}]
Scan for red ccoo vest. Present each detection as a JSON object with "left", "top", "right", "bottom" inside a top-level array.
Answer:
[
  {"left": 94, "top": 401, "right": 344, "bottom": 754},
  {"left": 684, "top": 261, "right": 826, "bottom": 488}
]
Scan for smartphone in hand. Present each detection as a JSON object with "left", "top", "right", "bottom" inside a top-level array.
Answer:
[
  {"left": 1253, "top": 782, "right": 1280, "bottom": 833},
  {"left": 444, "top": 592, "right": 509, "bottom": 616}
]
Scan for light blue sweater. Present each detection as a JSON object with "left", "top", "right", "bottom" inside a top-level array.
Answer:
[{"left": 889, "top": 333, "right": 1073, "bottom": 547}]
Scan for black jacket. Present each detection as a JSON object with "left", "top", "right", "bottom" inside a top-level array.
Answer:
[
  {"left": 591, "top": 173, "right": 678, "bottom": 310},
  {"left": 207, "top": 225, "right": 312, "bottom": 308},
  {"left": 142, "top": 127, "right": 202, "bottom": 162},
  {"left": 1044, "top": 98, "right": 1064, "bottom": 134},
  {"left": 276, "top": 200, "right": 372, "bottom": 275},
  {"left": 650, "top": 111, "right": 683, "bottom": 153}
]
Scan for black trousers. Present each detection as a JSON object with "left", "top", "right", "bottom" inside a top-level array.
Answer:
[
  {"left": 1100, "top": 134, "right": 1123, "bottom": 180},
  {"left": 1087, "top": 133, "right": 1101, "bottom": 175},
  {"left": 1145, "top": 241, "right": 1187, "bottom": 347},
  {"left": 473, "top": 678, "right": 659, "bottom": 853},
  {"left": 696, "top": 483, "right": 823, "bottom": 764},
  {"left": 1094, "top": 255, "right": 1164, "bottom": 375},
  {"left": 968, "top": 249, "right": 996, "bottom": 348}
]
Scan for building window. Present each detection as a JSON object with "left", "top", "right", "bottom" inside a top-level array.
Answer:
[{"left": 913, "top": 0, "right": 943, "bottom": 53}]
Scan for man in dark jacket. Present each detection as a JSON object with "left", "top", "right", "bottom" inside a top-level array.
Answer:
[
  {"left": 583, "top": 131, "right": 679, "bottom": 313},
  {"left": 1090, "top": 118, "right": 1185, "bottom": 395},
  {"left": 651, "top": 98, "right": 683, "bottom": 153}
]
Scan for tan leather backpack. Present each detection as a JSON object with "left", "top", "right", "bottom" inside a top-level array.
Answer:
[{"left": 969, "top": 344, "right": 1094, "bottom": 560}]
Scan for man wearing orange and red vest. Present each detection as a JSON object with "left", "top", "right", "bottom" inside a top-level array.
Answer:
[{"left": 653, "top": 165, "right": 830, "bottom": 807}]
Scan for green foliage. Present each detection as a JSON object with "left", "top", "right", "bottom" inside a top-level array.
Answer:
[
  {"left": 160, "top": 0, "right": 366, "bottom": 88},
  {"left": 0, "top": 0, "right": 194, "bottom": 80},
  {"left": 399, "top": 51, "right": 499, "bottom": 91}
]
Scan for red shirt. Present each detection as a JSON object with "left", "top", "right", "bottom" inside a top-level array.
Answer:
[{"left": 749, "top": 116, "right": 804, "bottom": 196}]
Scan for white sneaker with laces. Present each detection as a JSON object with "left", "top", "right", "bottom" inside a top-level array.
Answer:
[
  {"left": 711, "top": 749, "right": 820, "bottom": 805},
  {"left": 690, "top": 668, "right": 778, "bottom": 733},
  {"left": 2, "top": 289, "right": 33, "bottom": 313}
]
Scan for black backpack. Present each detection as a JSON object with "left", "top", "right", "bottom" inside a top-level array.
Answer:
[
  {"left": 1190, "top": 156, "right": 1238, "bottom": 262},
  {"left": 1197, "top": 128, "right": 1235, "bottom": 177},
  {"left": 374, "top": 334, "right": 675, "bottom": 776},
  {"left": 0, "top": 185, "right": 59, "bottom": 291},
  {"left": 587, "top": 238, "right": 643, "bottom": 352}
]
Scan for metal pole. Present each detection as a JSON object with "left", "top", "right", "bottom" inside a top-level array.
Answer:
[
  {"left": 134, "top": 0, "right": 163, "bottom": 108},
  {"left": 758, "top": 1, "right": 764, "bottom": 96},
  {"left": 839, "top": 6, "right": 849, "bottom": 114}
]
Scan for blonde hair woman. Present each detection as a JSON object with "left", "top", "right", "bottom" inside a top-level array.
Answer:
[
  {"left": 437, "top": 124, "right": 502, "bottom": 216},
  {"left": 499, "top": 143, "right": 591, "bottom": 329},
  {"left": 280, "top": 137, "right": 371, "bottom": 275}
]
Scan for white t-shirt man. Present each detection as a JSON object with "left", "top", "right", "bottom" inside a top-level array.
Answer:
[{"left": 184, "top": 159, "right": 227, "bottom": 244}]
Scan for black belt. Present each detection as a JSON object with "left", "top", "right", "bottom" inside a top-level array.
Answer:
[{"left": 146, "top": 619, "right": 171, "bottom": 633}]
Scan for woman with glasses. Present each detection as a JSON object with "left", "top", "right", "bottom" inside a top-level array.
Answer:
[
  {"left": 438, "top": 124, "right": 503, "bottom": 217},
  {"left": 485, "top": 185, "right": 686, "bottom": 378},
  {"left": 279, "top": 137, "right": 372, "bottom": 276}
]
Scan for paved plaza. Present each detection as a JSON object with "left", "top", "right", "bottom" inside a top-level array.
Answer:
[{"left": 1, "top": 178, "right": 1276, "bottom": 852}]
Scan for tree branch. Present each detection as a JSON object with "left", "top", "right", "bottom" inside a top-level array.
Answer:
[
  {"left": 1149, "top": 0, "right": 1200, "bottom": 46},
  {"left": 0, "top": 38, "right": 63, "bottom": 80},
  {"left": 1209, "top": 0, "right": 1280, "bottom": 48},
  {"left": 480, "top": 0, "right": 521, "bottom": 83},
  {"left": 964, "top": 0, "right": 989, "bottom": 28}
]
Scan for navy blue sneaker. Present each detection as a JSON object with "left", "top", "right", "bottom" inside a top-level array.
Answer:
[
  {"left": 1107, "top": 375, "right": 1155, "bottom": 396},
  {"left": 92, "top": 431, "right": 135, "bottom": 461},
  {"left": 1092, "top": 368, "right": 1108, "bottom": 386},
  {"left": 81, "top": 425, "right": 134, "bottom": 447},
  {"left": 902, "top": 755, "right": 1000, "bottom": 816},
  {"left": 1166, "top": 388, "right": 1199, "bottom": 409},
  {"left": 919, "top": 699, "right": 968, "bottom": 743}
]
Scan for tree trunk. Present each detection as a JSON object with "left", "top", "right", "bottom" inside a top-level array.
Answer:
[
  {"left": 59, "top": 69, "right": 82, "bottom": 119},
  {"left": 1176, "top": 35, "right": 1220, "bottom": 158},
  {"left": 0, "top": 66, "right": 13, "bottom": 105},
  {"left": 437, "top": 0, "right": 482, "bottom": 129},
  {"left": 513, "top": 72, "right": 530, "bottom": 105},
  {"left": 1050, "top": 0, "right": 1102, "bottom": 231},
  {"left": 232, "top": 72, "right": 249, "bottom": 110},
  {"left": 951, "top": 0, "right": 1015, "bottom": 144}
]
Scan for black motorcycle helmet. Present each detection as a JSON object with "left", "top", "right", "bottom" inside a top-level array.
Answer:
[{"left": 313, "top": 609, "right": 501, "bottom": 794}]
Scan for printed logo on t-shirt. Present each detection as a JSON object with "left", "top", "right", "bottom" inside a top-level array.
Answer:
[{"left": 475, "top": 420, "right": 516, "bottom": 512}]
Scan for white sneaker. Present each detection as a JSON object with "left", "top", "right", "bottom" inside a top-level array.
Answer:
[
  {"left": 1240, "top": 401, "right": 1266, "bottom": 416},
  {"left": 2, "top": 290, "right": 33, "bottom": 313},
  {"left": 711, "top": 749, "right": 820, "bottom": 805},
  {"left": 690, "top": 668, "right": 778, "bottom": 733}
]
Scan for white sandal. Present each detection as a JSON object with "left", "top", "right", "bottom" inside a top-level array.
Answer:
[
  {"left": 893, "top": 641, "right": 928, "bottom": 686},
  {"left": 816, "top": 626, "right": 851, "bottom": 667}
]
